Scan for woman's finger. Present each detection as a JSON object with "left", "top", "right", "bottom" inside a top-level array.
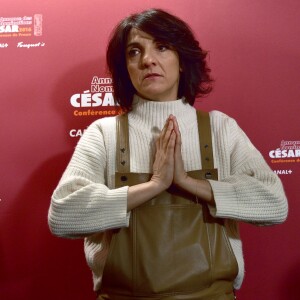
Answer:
[
  {"left": 162, "top": 120, "right": 174, "bottom": 150},
  {"left": 158, "top": 118, "right": 173, "bottom": 150},
  {"left": 158, "top": 118, "right": 169, "bottom": 148}
]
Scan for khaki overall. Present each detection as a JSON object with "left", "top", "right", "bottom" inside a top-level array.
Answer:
[{"left": 97, "top": 111, "right": 238, "bottom": 300}]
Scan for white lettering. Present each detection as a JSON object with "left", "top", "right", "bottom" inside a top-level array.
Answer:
[
  {"left": 281, "top": 149, "right": 287, "bottom": 158},
  {"left": 269, "top": 150, "right": 275, "bottom": 158},
  {"left": 274, "top": 170, "right": 293, "bottom": 175},
  {"left": 102, "top": 93, "right": 114, "bottom": 106},
  {"left": 281, "top": 140, "right": 300, "bottom": 150},
  {"left": 17, "top": 41, "right": 45, "bottom": 49},
  {"left": 70, "top": 91, "right": 116, "bottom": 107},
  {"left": 81, "top": 91, "right": 92, "bottom": 107},
  {"left": 269, "top": 148, "right": 300, "bottom": 158},
  {"left": 91, "top": 85, "right": 113, "bottom": 93},
  {"left": 70, "top": 129, "right": 85, "bottom": 137},
  {"left": 70, "top": 94, "right": 81, "bottom": 107},
  {"left": 287, "top": 149, "right": 295, "bottom": 157},
  {"left": 91, "top": 76, "right": 112, "bottom": 85},
  {"left": 0, "top": 25, "right": 19, "bottom": 33},
  {"left": 91, "top": 93, "right": 102, "bottom": 106}
]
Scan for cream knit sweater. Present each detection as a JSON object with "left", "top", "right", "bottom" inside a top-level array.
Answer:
[{"left": 48, "top": 96, "right": 288, "bottom": 291}]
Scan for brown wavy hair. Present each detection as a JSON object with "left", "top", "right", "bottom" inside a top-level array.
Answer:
[{"left": 106, "top": 8, "right": 213, "bottom": 111}]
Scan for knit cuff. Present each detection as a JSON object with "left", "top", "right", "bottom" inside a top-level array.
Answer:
[
  {"left": 105, "top": 186, "right": 130, "bottom": 229},
  {"left": 207, "top": 180, "right": 240, "bottom": 219}
]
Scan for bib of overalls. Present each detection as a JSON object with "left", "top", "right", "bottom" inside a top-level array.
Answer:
[{"left": 98, "top": 111, "right": 238, "bottom": 300}]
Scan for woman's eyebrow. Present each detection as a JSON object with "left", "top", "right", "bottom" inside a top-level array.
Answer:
[{"left": 126, "top": 42, "right": 144, "bottom": 50}]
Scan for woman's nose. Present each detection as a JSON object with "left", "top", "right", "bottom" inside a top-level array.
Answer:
[{"left": 141, "top": 50, "right": 156, "bottom": 67}]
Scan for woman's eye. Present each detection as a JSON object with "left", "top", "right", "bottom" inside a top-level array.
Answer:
[
  {"left": 127, "top": 48, "right": 140, "bottom": 57},
  {"left": 157, "top": 43, "right": 169, "bottom": 52}
]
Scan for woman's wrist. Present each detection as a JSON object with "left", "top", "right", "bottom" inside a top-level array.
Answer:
[
  {"left": 176, "top": 176, "right": 215, "bottom": 205},
  {"left": 150, "top": 175, "right": 171, "bottom": 193},
  {"left": 127, "top": 179, "right": 168, "bottom": 212}
]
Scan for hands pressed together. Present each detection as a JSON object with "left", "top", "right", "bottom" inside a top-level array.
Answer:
[
  {"left": 151, "top": 115, "right": 188, "bottom": 191},
  {"left": 127, "top": 115, "right": 214, "bottom": 212}
]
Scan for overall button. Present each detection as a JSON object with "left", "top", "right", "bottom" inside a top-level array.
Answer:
[{"left": 120, "top": 175, "right": 128, "bottom": 182}]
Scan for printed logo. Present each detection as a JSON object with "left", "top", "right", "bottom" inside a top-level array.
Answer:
[
  {"left": 17, "top": 41, "right": 45, "bottom": 49},
  {"left": 69, "top": 128, "right": 88, "bottom": 138},
  {"left": 269, "top": 140, "right": 300, "bottom": 163},
  {"left": 0, "top": 14, "right": 43, "bottom": 38},
  {"left": 273, "top": 169, "right": 293, "bottom": 175},
  {"left": 70, "top": 76, "right": 120, "bottom": 117},
  {"left": 34, "top": 14, "right": 43, "bottom": 36},
  {"left": 68, "top": 76, "right": 120, "bottom": 138},
  {"left": 269, "top": 140, "right": 300, "bottom": 177}
]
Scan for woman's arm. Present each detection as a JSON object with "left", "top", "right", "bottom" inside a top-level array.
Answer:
[
  {"left": 48, "top": 122, "right": 129, "bottom": 238},
  {"left": 170, "top": 113, "right": 288, "bottom": 225},
  {"left": 208, "top": 113, "right": 288, "bottom": 225},
  {"left": 170, "top": 115, "right": 215, "bottom": 205},
  {"left": 127, "top": 116, "right": 176, "bottom": 211},
  {"left": 49, "top": 117, "right": 178, "bottom": 237}
]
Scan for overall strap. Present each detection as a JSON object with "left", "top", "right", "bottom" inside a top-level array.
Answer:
[
  {"left": 116, "top": 113, "right": 130, "bottom": 173},
  {"left": 115, "top": 111, "right": 215, "bottom": 173},
  {"left": 196, "top": 110, "right": 214, "bottom": 170}
]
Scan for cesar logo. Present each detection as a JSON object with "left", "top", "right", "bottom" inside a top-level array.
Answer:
[
  {"left": 0, "top": 25, "right": 19, "bottom": 33},
  {"left": 70, "top": 90, "right": 115, "bottom": 107}
]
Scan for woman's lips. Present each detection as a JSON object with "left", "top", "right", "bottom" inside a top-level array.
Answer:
[{"left": 144, "top": 73, "right": 162, "bottom": 79}]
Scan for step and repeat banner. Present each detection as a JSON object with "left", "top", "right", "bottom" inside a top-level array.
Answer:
[{"left": 1, "top": 1, "right": 299, "bottom": 299}]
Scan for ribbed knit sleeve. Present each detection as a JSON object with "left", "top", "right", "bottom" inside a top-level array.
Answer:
[
  {"left": 48, "top": 121, "right": 129, "bottom": 238},
  {"left": 208, "top": 111, "right": 288, "bottom": 225}
]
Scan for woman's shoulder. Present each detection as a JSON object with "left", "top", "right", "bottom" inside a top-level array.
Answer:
[
  {"left": 86, "top": 115, "right": 117, "bottom": 132},
  {"left": 207, "top": 110, "right": 243, "bottom": 143},
  {"left": 208, "top": 110, "right": 240, "bottom": 128},
  {"left": 209, "top": 110, "right": 232, "bottom": 120},
  {"left": 76, "top": 116, "right": 118, "bottom": 147}
]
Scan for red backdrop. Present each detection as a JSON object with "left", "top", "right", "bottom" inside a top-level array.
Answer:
[{"left": 1, "top": 1, "right": 299, "bottom": 299}]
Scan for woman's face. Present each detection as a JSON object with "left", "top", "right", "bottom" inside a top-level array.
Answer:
[{"left": 126, "top": 28, "right": 181, "bottom": 101}]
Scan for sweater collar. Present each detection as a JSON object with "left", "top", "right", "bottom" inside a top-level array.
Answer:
[{"left": 129, "top": 94, "right": 196, "bottom": 130}]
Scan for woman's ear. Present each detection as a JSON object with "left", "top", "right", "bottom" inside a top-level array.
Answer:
[{"left": 179, "top": 64, "right": 184, "bottom": 72}]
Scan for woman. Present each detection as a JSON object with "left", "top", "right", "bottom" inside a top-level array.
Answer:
[{"left": 48, "top": 8, "right": 288, "bottom": 299}]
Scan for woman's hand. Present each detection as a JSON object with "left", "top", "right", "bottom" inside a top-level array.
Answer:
[
  {"left": 166, "top": 115, "right": 215, "bottom": 205},
  {"left": 169, "top": 115, "right": 189, "bottom": 187},
  {"left": 145, "top": 115, "right": 214, "bottom": 207},
  {"left": 128, "top": 115, "right": 213, "bottom": 212},
  {"left": 151, "top": 117, "right": 176, "bottom": 191},
  {"left": 128, "top": 117, "right": 176, "bottom": 211}
]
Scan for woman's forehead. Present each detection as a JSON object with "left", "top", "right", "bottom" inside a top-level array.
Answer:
[{"left": 127, "top": 28, "right": 154, "bottom": 45}]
